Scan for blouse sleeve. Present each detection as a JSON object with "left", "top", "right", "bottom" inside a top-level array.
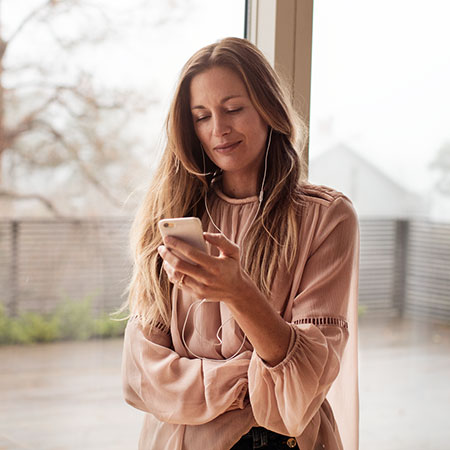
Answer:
[
  {"left": 247, "top": 195, "right": 359, "bottom": 437},
  {"left": 121, "top": 315, "right": 251, "bottom": 425}
]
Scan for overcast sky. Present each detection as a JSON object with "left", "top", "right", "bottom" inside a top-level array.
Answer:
[
  {"left": 108, "top": 0, "right": 450, "bottom": 195},
  {"left": 6, "top": 0, "right": 450, "bottom": 196},
  {"left": 310, "top": 0, "right": 450, "bottom": 194}
]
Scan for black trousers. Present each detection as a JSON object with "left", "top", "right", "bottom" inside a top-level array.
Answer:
[{"left": 230, "top": 427, "right": 298, "bottom": 449}]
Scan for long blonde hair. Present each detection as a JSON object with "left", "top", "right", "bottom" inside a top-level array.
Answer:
[{"left": 127, "top": 37, "right": 308, "bottom": 331}]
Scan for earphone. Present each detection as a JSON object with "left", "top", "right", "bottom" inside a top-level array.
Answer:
[
  {"left": 181, "top": 299, "right": 248, "bottom": 361},
  {"left": 181, "top": 127, "right": 273, "bottom": 361}
]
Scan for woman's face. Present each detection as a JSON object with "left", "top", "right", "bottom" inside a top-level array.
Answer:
[{"left": 189, "top": 66, "right": 268, "bottom": 179}]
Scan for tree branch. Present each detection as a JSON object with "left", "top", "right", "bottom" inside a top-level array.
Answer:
[
  {"left": 6, "top": 1, "right": 53, "bottom": 48},
  {"left": 0, "top": 189, "right": 62, "bottom": 216},
  {"left": 3, "top": 95, "right": 58, "bottom": 148},
  {"left": 42, "top": 122, "right": 125, "bottom": 209}
]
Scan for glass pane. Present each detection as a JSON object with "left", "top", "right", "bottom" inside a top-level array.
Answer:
[
  {"left": 0, "top": 1, "right": 246, "bottom": 448},
  {"left": 310, "top": 1, "right": 450, "bottom": 449}
]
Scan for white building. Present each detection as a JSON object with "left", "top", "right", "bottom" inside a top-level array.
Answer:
[{"left": 309, "top": 144, "right": 427, "bottom": 219}]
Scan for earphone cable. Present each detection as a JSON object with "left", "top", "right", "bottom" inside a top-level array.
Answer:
[{"left": 181, "top": 127, "right": 273, "bottom": 361}]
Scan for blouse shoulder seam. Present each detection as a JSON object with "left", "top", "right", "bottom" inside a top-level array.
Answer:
[{"left": 299, "top": 183, "right": 347, "bottom": 208}]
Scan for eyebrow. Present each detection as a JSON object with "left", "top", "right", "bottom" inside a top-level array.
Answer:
[{"left": 191, "top": 95, "right": 244, "bottom": 110}]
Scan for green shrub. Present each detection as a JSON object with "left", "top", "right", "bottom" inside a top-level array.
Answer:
[
  {"left": 358, "top": 305, "right": 368, "bottom": 317},
  {"left": 54, "top": 296, "right": 95, "bottom": 341},
  {"left": 17, "top": 312, "right": 60, "bottom": 343},
  {"left": 94, "top": 313, "right": 127, "bottom": 338},
  {"left": 0, "top": 304, "right": 14, "bottom": 344},
  {"left": 0, "top": 297, "right": 128, "bottom": 345}
]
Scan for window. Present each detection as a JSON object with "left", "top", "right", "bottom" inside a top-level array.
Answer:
[
  {"left": 309, "top": 1, "right": 450, "bottom": 448},
  {"left": 0, "top": 2, "right": 246, "bottom": 448}
]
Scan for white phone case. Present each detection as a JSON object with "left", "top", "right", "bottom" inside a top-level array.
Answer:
[{"left": 158, "top": 217, "right": 207, "bottom": 262}]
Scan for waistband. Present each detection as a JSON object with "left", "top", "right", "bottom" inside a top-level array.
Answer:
[{"left": 237, "top": 427, "right": 298, "bottom": 449}]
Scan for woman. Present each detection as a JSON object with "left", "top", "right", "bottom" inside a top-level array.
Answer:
[{"left": 121, "top": 37, "right": 359, "bottom": 450}]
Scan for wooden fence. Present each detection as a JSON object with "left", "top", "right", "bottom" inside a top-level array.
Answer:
[
  {"left": 358, "top": 219, "right": 399, "bottom": 316},
  {"left": 406, "top": 221, "right": 450, "bottom": 321},
  {"left": 0, "top": 219, "right": 132, "bottom": 315},
  {"left": 0, "top": 218, "right": 449, "bottom": 322}
]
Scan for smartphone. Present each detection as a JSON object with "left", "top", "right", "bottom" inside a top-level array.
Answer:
[{"left": 158, "top": 217, "right": 207, "bottom": 263}]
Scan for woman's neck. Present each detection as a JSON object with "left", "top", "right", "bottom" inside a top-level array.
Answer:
[{"left": 221, "top": 172, "right": 259, "bottom": 199}]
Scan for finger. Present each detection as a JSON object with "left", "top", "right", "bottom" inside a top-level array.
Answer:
[
  {"left": 162, "top": 260, "right": 178, "bottom": 284},
  {"left": 177, "top": 275, "right": 211, "bottom": 298},
  {"left": 202, "top": 232, "right": 239, "bottom": 258},
  {"left": 177, "top": 272, "right": 187, "bottom": 288},
  {"left": 160, "top": 255, "right": 219, "bottom": 299},
  {"left": 178, "top": 277, "right": 219, "bottom": 302},
  {"left": 162, "top": 260, "right": 191, "bottom": 289},
  {"left": 163, "top": 236, "right": 210, "bottom": 266},
  {"left": 158, "top": 245, "right": 209, "bottom": 282}
]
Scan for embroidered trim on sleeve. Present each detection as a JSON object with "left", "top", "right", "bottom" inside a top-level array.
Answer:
[
  {"left": 155, "top": 321, "right": 171, "bottom": 335},
  {"left": 293, "top": 317, "right": 348, "bottom": 329},
  {"left": 131, "top": 314, "right": 171, "bottom": 335}
]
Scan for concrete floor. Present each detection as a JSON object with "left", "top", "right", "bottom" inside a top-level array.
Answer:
[
  {"left": 0, "top": 339, "right": 142, "bottom": 450},
  {"left": 0, "top": 317, "right": 449, "bottom": 450},
  {"left": 358, "top": 317, "right": 450, "bottom": 450}
]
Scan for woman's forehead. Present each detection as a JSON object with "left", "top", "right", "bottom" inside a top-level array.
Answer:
[{"left": 189, "top": 66, "right": 248, "bottom": 107}]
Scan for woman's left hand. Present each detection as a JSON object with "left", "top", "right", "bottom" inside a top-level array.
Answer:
[{"left": 158, "top": 232, "right": 253, "bottom": 305}]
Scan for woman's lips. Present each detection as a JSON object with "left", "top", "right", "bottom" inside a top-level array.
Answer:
[{"left": 213, "top": 141, "right": 241, "bottom": 153}]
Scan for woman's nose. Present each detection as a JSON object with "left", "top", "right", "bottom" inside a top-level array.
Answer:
[{"left": 212, "top": 115, "right": 231, "bottom": 136}]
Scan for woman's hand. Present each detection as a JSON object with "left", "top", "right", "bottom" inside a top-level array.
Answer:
[
  {"left": 158, "top": 232, "right": 254, "bottom": 305},
  {"left": 158, "top": 231, "right": 292, "bottom": 366}
]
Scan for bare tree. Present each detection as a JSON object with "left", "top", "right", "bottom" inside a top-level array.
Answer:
[{"left": 0, "top": 0, "right": 191, "bottom": 216}]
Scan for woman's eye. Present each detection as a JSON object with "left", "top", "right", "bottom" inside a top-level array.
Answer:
[
  {"left": 195, "top": 116, "right": 210, "bottom": 123},
  {"left": 227, "top": 107, "right": 243, "bottom": 114}
]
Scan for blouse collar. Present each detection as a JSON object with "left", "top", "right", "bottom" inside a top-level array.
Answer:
[{"left": 211, "top": 178, "right": 259, "bottom": 205}]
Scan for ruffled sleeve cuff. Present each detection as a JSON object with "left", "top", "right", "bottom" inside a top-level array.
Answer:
[{"left": 247, "top": 322, "right": 348, "bottom": 436}]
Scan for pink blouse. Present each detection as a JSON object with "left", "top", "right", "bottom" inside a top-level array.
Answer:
[{"left": 122, "top": 184, "right": 360, "bottom": 450}]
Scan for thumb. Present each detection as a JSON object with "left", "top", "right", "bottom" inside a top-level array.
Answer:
[{"left": 203, "top": 232, "right": 239, "bottom": 258}]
